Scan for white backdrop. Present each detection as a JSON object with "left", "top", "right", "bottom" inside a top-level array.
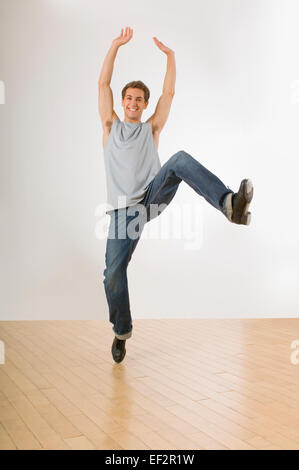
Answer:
[{"left": 1, "top": 0, "right": 298, "bottom": 320}]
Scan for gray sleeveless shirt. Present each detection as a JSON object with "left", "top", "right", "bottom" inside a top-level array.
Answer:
[{"left": 103, "top": 118, "right": 161, "bottom": 214}]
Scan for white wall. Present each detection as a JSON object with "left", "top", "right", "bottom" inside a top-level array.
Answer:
[{"left": 1, "top": 0, "right": 298, "bottom": 320}]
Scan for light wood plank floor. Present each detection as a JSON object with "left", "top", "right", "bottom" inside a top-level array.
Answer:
[{"left": 1, "top": 318, "right": 299, "bottom": 450}]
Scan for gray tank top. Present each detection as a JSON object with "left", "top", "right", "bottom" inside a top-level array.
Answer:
[{"left": 103, "top": 118, "right": 161, "bottom": 214}]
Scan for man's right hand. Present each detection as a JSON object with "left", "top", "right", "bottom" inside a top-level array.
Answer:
[{"left": 112, "top": 27, "right": 133, "bottom": 48}]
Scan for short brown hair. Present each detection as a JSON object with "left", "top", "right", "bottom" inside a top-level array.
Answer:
[{"left": 121, "top": 80, "right": 150, "bottom": 103}]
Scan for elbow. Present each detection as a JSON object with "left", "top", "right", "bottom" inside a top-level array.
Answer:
[{"left": 163, "top": 89, "right": 175, "bottom": 97}]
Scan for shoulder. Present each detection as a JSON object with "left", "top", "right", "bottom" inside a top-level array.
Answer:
[
  {"left": 108, "top": 114, "right": 120, "bottom": 129},
  {"left": 103, "top": 113, "right": 119, "bottom": 131},
  {"left": 145, "top": 117, "right": 160, "bottom": 135},
  {"left": 102, "top": 115, "right": 120, "bottom": 151},
  {"left": 103, "top": 114, "right": 119, "bottom": 136}
]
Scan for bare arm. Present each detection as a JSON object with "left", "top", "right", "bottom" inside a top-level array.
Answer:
[
  {"left": 98, "top": 27, "right": 133, "bottom": 127},
  {"left": 98, "top": 43, "right": 119, "bottom": 127},
  {"left": 161, "top": 50, "right": 176, "bottom": 95},
  {"left": 98, "top": 43, "right": 119, "bottom": 86},
  {"left": 147, "top": 38, "right": 176, "bottom": 133}
]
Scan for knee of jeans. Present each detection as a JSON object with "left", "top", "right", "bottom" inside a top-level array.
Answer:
[
  {"left": 172, "top": 150, "right": 186, "bottom": 159},
  {"left": 103, "top": 264, "right": 126, "bottom": 291},
  {"left": 171, "top": 150, "right": 189, "bottom": 168}
]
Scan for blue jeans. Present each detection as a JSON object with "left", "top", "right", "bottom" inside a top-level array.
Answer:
[{"left": 103, "top": 150, "right": 234, "bottom": 340}]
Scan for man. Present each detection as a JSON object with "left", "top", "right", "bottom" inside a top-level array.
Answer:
[{"left": 98, "top": 27, "right": 254, "bottom": 363}]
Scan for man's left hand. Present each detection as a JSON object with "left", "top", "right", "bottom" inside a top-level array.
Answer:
[{"left": 153, "top": 37, "right": 174, "bottom": 55}]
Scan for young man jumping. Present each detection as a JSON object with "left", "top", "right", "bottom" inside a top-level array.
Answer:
[{"left": 98, "top": 27, "right": 254, "bottom": 363}]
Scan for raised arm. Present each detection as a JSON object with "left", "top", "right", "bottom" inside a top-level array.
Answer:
[
  {"left": 146, "top": 37, "right": 176, "bottom": 134},
  {"left": 98, "top": 27, "right": 133, "bottom": 129}
]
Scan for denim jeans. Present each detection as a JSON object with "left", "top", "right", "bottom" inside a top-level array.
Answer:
[{"left": 103, "top": 150, "right": 234, "bottom": 340}]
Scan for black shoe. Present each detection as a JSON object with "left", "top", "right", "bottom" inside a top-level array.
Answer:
[
  {"left": 111, "top": 337, "right": 126, "bottom": 363},
  {"left": 231, "top": 179, "right": 254, "bottom": 225}
]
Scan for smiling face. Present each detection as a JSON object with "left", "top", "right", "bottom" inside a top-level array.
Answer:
[{"left": 122, "top": 87, "right": 149, "bottom": 123}]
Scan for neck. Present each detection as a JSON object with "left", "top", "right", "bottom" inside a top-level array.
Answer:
[{"left": 124, "top": 119, "right": 141, "bottom": 124}]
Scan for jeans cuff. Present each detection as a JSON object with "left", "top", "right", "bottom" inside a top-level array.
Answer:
[
  {"left": 113, "top": 328, "right": 132, "bottom": 340},
  {"left": 223, "top": 192, "right": 233, "bottom": 221}
]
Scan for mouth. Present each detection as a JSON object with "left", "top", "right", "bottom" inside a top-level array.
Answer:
[{"left": 128, "top": 108, "right": 138, "bottom": 113}]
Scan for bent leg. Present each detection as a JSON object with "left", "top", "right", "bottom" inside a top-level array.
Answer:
[{"left": 141, "top": 150, "right": 234, "bottom": 221}]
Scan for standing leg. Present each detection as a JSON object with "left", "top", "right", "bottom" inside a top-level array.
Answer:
[{"left": 103, "top": 206, "right": 144, "bottom": 340}]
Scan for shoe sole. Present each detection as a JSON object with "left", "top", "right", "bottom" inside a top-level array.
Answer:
[{"left": 240, "top": 179, "right": 253, "bottom": 225}]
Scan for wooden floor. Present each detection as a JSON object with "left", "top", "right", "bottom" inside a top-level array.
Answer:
[{"left": 0, "top": 318, "right": 299, "bottom": 450}]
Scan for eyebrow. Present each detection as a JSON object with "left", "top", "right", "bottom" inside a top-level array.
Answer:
[{"left": 126, "top": 95, "right": 143, "bottom": 99}]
